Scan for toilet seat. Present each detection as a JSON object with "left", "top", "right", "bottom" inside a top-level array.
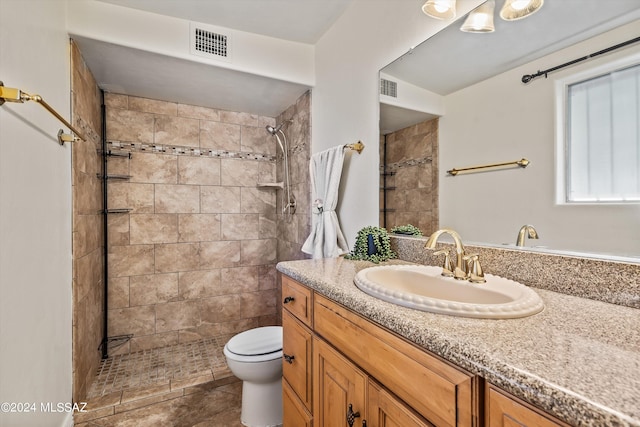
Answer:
[{"left": 224, "top": 326, "right": 283, "bottom": 363}]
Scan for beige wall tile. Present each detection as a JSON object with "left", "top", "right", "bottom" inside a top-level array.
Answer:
[
  {"left": 107, "top": 156, "right": 129, "bottom": 176},
  {"left": 156, "top": 300, "right": 200, "bottom": 332},
  {"left": 108, "top": 182, "right": 155, "bottom": 213},
  {"left": 240, "top": 239, "right": 277, "bottom": 266},
  {"left": 199, "top": 121, "right": 240, "bottom": 151},
  {"left": 201, "top": 186, "right": 240, "bottom": 213},
  {"left": 178, "top": 156, "right": 220, "bottom": 185},
  {"left": 200, "top": 241, "right": 241, "bottom": 269},
  {"left": 178, "top": 104, "right": 220, "bottom": 121},
  {"left": 221, "top": 214, "right": 259, "bottom": 240},
  {"left": 154, "top": 115, "right": 199, "bottom": 147},
  {"left": 130, "top": 273, "right": 179, "bottom": 306},
  {"left": 74, "top": 249, "right": 102, "bottom": 305},
  {"left": 178, "top": 269, "right": 221, "bottom": 299},
  {"left": 241, "top": 126, "right": 275, "bottom": 156},
  {"left": 220, "top": 266, "right": 259, "bottom": 294},
  {"left": 108, "top": 245, "right": 155, "bottom": 277},
  {"left": 108, "top": 305, "right": 155, "bottom": 336},
  {"left": 194, "top": 317, "right": 258, "bottom": 338},
  {"left": 220, "top": 111, "right": 259, "bottom": 127},
  {"left": 108, "top": 214, "right": 130, "bottom": 246},
  {"left": 154, "top": 243, "right": 200, "bottom": 273},
  {"left": 104, "top": 93, "right": 128, "bottom": 109},
  {"left": 108, "top": 277, "right": 130, "bottom": 309},
  {"left": 240, "top": 290, "right": 277, "bottom": 318},
  {"left": 106, "top": 108, "right": 154, "bottom": 143},
  {"left": 74, "top": 170, "right": 102, "bottom": 215},
  {"left": 155, "top": 184, "right": 200, "bottom": 213},
  {"left": 178, "top": 214, "right": 221, "bottom": 242},
  {"left": 129, "top": 332, "right": 179, "bottom": 353},
  {"left": 129, "top": 96, "right": 177, "bottom": 116},
  {"left": 130, "top": 214, "right": 178, "bottom": 244},
  {"left": 220, "top": 159, "right": 260, "bottom": 186},
  {"left": 74, "top": 214, "right": 102, "bottom": 258},
  {"left": 130, "top": 153, "right": 177, "bottom": 184},
  {"left": 199, "top": 295, "right": 241, "bottom": 324},
  {"left": 259, "top": 214, "right": 277, "bottom": 239},
  {"left": 258, "top": 265, "right": 277, "bottom": 291},
  {"left": 240, "top": 187, "right": 276, "bottom": 214}
]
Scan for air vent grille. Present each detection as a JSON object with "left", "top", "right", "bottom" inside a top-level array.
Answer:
[
  {"left": 195, "top": 28, "right": 228, "bottom": 57},
  {"left": 190, "top": 22, "right": 232, "bottom": 62},
  {"left": 380, "top": 78, "right": 397, "bottom": 97}
]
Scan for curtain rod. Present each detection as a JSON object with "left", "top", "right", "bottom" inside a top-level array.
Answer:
[
  {"left": 0, "top": 81, "right": 85, "bottom": 144},
  {"left": 522, "top": 35, "right": 640, "bottom": 84},
  {"left": 344, "top": 141, "right": 365, "bottom": 154}
]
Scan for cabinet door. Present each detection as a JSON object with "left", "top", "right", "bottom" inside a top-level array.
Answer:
[
  {"left": 367, "top": 381, "right": 435, "bottom": 427},
  {"left": 313, "top": 337, "right": 367, "bottom": 427},
  {"left": 487, "top": 386, "right": 569, "bottom": 427},
  {"left": 283, "top": 380, "right": 312, "bottom": 427},
  {"left": 283, "top": 310, "right": 313, "bottom": 410}
]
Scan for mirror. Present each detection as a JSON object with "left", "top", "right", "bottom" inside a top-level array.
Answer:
[{"left": 380, "top": 0, "right": 640, "bottom": 260}]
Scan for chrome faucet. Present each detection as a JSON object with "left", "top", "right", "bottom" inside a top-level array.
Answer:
[
  {"left": 516, "top": 224, "right": 539, "bottom": 247},
  {"left": 425, "top": 229, "right": 468, "bottom": 280}
]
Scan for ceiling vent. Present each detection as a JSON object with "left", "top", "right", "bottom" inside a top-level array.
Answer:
[
  {"left": 190, "top": 22, "right": 233, "bottom": 63},
  {"left": 380, "top": 78, "right": 397, "bottom": 98}
]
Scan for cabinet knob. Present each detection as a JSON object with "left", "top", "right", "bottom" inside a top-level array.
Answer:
[
  {"left": 283, "top": 354, "right": 295, "bottom": 364},
  {"left": 283, "top": 296, "right": 295, "bottom": 304},
  {"left": 347, "top": 403, "right": 361, "bottom": 427}
]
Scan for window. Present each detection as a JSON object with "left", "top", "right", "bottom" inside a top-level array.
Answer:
[{"left": 558, "top": 59, "right": 640, "bottom": 203}]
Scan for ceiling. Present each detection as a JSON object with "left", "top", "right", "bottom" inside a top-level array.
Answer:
[
  {"left": 73, "top": 0, "right": 353, "bottom": 117},
  {"left": 95, "top": 0, "right": 353, "bottom": 44}
]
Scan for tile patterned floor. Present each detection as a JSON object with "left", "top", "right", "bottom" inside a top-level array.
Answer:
[
  {"left": 88, "top": 336, "right": 233, "bottom": 398},
  {"left": 77, "top": 337, "right": 244, "bottom": 427}
]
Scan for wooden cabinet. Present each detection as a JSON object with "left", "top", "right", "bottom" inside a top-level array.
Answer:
[
  {"left": 368, "top": 381, "right": 435, "bottom": 427},
  {"left": 313, "top": 337, "right": 367, "bottom": 427},
  {"left": 282, "top": 274, "right": 568, "bottom": 427},
  {"left": 486, "top": 385, "right": 569, "bottom": 427}
]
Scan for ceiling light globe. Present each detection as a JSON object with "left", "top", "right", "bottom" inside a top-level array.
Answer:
[
  {"left": 500, "top": 0, "right": 543, "bottom": 21},
  {"left": 422, "top": 0, "right": 457, "bottom": 20}
]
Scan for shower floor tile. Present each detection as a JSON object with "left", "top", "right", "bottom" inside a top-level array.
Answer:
[{"left": 88, "top": 336, "right": 234, "bottom": 399}]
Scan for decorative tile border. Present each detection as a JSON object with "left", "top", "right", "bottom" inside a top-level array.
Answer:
[
  {"left": 380, "top": 156, "right": 433, "bottom": 173},
  {"left": 107, "top": 141, "right": 276, "bottom": 162}
]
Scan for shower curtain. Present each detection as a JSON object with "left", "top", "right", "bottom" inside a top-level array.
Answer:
[{"left": 301, "top": 145, "right": 349, "bottom": 259}]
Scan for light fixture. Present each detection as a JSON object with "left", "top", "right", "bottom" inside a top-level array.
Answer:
[
  {"left": 460, "top": 0, "right": 495, "bottom": 33},
  {"left": 422, "top": 0, "right": 456, "bottom": 20},
  {"left": 500, "top": 0, "right": 544, "bottom": 21}
]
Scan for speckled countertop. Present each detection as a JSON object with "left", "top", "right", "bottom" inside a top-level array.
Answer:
[{"left": 276, "top": 258, "right": 640, "bottom": 427}]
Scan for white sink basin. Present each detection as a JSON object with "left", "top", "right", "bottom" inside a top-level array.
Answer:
[{"left": 354, "top": 265, "right": 544, "bottom": 319}]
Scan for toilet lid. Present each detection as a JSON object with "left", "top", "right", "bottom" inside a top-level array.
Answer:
[{"left": 226, "top": 326, "right": 282, "bottom": 356}]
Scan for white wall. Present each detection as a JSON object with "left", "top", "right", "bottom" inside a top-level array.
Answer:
[
  {"left": 66, "top": 0, "right": 314, "bottom": 86},
  {"left": 312, "top": 0, "right": 483, "bottom": 246},
  {"left": 440, "top": 20, "right": 640, "bottom": 257},
  {"left": 0, "top": 1, "right": 73, "bottom": 426}
]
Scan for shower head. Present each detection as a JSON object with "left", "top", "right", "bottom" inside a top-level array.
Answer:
[{"left": 265, "top": 123, "right": 284, "bottom": 135}]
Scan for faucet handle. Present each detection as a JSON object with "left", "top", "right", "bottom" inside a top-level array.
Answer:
[
  {"left": 433, "top": 250, "right": 454, "bottom": 277},
  {"left": 463, "top": 254, "right": 486, "bottom": 284}
]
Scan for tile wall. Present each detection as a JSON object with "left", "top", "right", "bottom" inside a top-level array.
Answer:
[
  {"left": 71, "top": 40, "right": 105, "bottom": 402},
  {"left": 104, "top": 94, "right": 284, "bottom": 353},
  {"left": 380, "top": 118, "right": 439, "bottom": 235},
  {"left": 276, "top": 91, "right": 312, "bottom": 262}
]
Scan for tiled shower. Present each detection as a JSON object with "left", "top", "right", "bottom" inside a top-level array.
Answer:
[{"left": 70, "top": 40, "right": 311, "bottom": 422}]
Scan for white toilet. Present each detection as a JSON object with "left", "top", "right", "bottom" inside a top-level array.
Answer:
[{"left": 223, "top": 326, "right": 283, "bottom": 427}]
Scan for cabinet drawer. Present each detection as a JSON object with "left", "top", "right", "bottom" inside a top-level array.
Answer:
[
  {"left": 314, "top": 294, "right": 478, "bottom": 427},
  {"left": 487, "top": 385, "right": 569, "bottom": 427},
  {"left": 282, "top": 310, "right": 313, "bottom": 411},
  {"left": 281, "top": 275, "right": 312, "bottom": 327}
]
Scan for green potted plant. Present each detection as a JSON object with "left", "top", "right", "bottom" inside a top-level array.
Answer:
[
  {"left": 390, "top": 224, "right": 423, "bottom": 237},
  {"left": 345, "top": 226, "right": 397, "bottom": 263}
]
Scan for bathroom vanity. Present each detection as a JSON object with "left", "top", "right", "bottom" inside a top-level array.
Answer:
[{"left": 277, "top": 256, "right": 640, "bottom": 427}]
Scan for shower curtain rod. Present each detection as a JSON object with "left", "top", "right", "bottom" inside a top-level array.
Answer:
[
  {"left": 0, "top": 81, "right": 86, "bottom": 144},
  {"left": 521, "top": 36, "right": 640, "bottom": 84}
]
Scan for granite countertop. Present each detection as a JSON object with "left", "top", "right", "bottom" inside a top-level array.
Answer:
[{"left": 276, "top": 258, "right": 640, "bottom": 427}]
